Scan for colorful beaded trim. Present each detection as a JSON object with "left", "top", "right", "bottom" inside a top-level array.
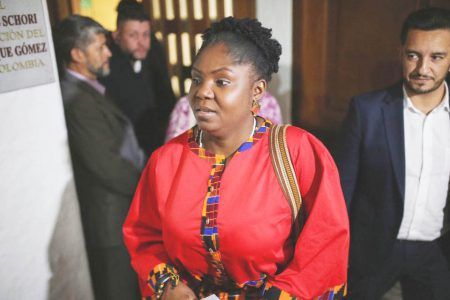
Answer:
[{"left": 188, "top": 118, "right": 271, "bottom": 288}]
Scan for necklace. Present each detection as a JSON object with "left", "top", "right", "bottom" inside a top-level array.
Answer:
[{"left": 198, "top": 117, "right": 257, "bottom": 148}]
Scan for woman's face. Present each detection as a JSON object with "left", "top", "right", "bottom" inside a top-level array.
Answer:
[{"left": 188, "top": 43, "right": 264, "bottom": 137}]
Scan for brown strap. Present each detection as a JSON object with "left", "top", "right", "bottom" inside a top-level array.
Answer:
[{"left": 269, "top": 124, "right": 303, "bottom": 241}]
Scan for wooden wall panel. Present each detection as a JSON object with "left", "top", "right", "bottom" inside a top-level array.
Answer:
[
  {"left": 145, "top": 0, "right": 255, "bottom": 97},
  {"left": 46, "top": 0, "right": 74, "bottom": 25},
  {"left": 233, "top": 0, "right": 255, "bottom": 20},
  {"left": 292, "top": 0, "right": 450, "bottom": 148}
]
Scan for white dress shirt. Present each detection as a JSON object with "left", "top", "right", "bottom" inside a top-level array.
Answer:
[{"left": 398, "top": 83, "right": 450, "bottom": 241}]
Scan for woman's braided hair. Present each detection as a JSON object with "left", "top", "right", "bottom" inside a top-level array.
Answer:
[{"left": 197, "top": 17, "right": 282, "bottom": 82}]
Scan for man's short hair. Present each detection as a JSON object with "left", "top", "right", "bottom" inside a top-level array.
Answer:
[
  {"left": 401, "top": 7, "right": 450, "bottom": 45},
  {"left": 116, "top": 0, "right": 150, "bottom": 28},
  {"left": 53, "top": 15, "right": 106, "bottom": 68}
]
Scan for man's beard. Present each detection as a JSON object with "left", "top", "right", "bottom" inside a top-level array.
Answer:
[
  {"left": 88, "top": 64, "right": 110, "bottom": 78},
  {"left": 128, "top": 51, "right": 147, "bottom": 61},
  {"left": 123, "top": 47, "right": 148, "bottom": 61},
  {"left": 405, "top": 73, "right": 445, "bottom": 95}
]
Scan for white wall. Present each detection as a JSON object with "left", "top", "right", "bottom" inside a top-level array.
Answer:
[
  {"left": 257, "top": 0, "right": 293, "bottom": 123},
  {"left": 0, "top": 1, "right": 93, "bottom": 299}
]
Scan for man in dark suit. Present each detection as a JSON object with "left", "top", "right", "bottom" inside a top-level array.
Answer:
[
  {"left": 101, "top": 0, "right": 176, "bottom": 156},
  {"left": 337, "top": 7, "right": 450, "bottom": 300},
  {"left": 54, "top": 15, "right": 144, "bottom": 299}
]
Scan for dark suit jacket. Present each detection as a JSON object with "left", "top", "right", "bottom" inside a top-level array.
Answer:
[
  {"left": 336, "top": 82, "right": 450, "bottom": 277},
  {"left": 101, "top": 34, "right": 176, "bottom": 156},
  {"left": 60, "top": 72, "right": 142, "bottom": 248}
]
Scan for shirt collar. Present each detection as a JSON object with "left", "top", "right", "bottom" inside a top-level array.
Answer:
[
  {"left": 403, "top": 81, "right": 449, "bottom": 113},
  {"left": 66, "top": 69, "right": 106, "bottom": 96}
]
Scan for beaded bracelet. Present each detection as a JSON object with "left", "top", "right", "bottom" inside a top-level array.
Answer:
[{"left": 155, "top": 272, "right": 180, "bottom": 299}]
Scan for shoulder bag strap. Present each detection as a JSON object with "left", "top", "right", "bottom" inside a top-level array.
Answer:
[{"left": 269, "top": 124, "right": 303, "bottom": 242}]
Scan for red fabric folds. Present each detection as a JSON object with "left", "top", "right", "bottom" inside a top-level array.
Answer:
[{"left": 123, "top": 125, "right": 349, "bottom": 299}]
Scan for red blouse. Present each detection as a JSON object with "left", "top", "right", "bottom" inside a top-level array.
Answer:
[{"left": 123, "top": 122, "right": 349, "bottom": 299}]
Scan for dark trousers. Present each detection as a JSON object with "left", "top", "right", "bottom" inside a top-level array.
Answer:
[
  {"left": 347, "top": 239, "right": 450, "bottom": 300},
  {"left": 87, "top": 244, "right": 141, "bottom": 300}
]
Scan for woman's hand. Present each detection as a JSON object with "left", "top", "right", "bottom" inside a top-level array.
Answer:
[{"left": 162, "top": 282, "right": 197, "bottom": 300}]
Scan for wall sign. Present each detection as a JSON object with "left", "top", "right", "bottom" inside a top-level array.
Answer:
[{"left": 0, "top": 0, "right": 54, "bottom": 93}]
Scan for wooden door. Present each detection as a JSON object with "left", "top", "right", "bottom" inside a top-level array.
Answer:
[
  {"left": 292, "top": 0, "right": 450, "bottom": 150},
  {"left": 46, "top": 0, "right": 79, "bottom": 25}
]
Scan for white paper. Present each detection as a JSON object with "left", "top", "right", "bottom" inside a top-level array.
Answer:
[{"left": 201, "top": 295, "right": 220, "bottom": 300}]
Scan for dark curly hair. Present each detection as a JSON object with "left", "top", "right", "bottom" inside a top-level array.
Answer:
[{"left": 196, "top": 17, "right": 282, "bottom": 82}]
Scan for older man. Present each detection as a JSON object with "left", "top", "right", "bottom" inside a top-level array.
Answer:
[
  {"left": 54, "top": 15, "right": 143, "bottom": 299},
  {"left": 337, "top": 7, "right": 450, "bottom": 300},
  {"left": 101, "top": 0, "right": 176, "bottom": 156}
]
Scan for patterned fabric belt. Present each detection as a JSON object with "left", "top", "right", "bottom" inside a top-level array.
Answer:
[{"left": 189, "top": 275, "right": 265, "bottom": 299}]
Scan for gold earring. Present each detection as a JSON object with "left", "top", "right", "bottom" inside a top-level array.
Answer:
[{"left": 251, "top": 99, "right": 260, "bottom": 115}]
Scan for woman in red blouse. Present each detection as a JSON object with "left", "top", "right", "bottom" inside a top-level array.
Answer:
[{"left": 123, "top": 17, "right": 349, "bottom": 300}]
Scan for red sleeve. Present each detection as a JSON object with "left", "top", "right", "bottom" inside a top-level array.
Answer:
[
  {"left": 266, "top": 127, "right": 349, "bottom": 299},
  {"left": 123, "top": 150, "right": 177, "bottom": 297}
]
